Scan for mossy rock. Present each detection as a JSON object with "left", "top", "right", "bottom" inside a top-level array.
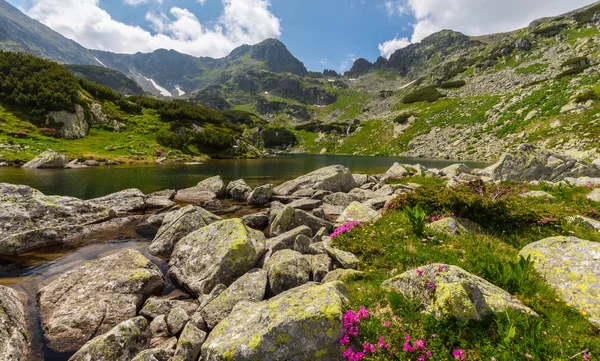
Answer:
[{"left": 426, "top": 217, "right": 482, "bottom": 236}]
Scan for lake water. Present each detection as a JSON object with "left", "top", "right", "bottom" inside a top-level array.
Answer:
[
  {"left": 0, "top": 154, "right": 490, "bottom": 360},
  {"left": 0, "top": 154, "right": 490, "bottom": 199}
]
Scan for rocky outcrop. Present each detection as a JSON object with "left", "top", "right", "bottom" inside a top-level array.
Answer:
[
  {"left": 519, "top": 236, "right": 600, "bottom": 325},
  {"left": 201, "top": 282, "right": 348, "bottom": 361},
  {"left": 273, "top": 165, "right": 356, "bottom": 195},
  {"left": 196, "top": 176, "right": 226, "bottom": 198},
  {"left": 47, "top": 104, "right": 89, "bottom": 139},
  {"left": 172, "top": 323, "right": 206, "bottom": 361},
  {"left": 149, "top": 206, "right": 221, "bottom": 257},
  {"left": 268, "top": 206, "right": 333, "bottom": 237},
  {"left": 22, "top": 150, "right": 68, "bottom": 169},
  {"left": 247, "top": 184, "right": 273, "bottom": 206},
  {"left": 91, "top": 188, "right": 146, "bottom": 215},
  {"left": 226, "top": 179, "right": 252, "bottom": 202},
  {"left": 264, "top": 250, "right": 311, "bottom": 296},
  {"left": 441, "top": 164, "right": 471, "bottom": 178},
  {"left": 37, "top": 250, "right": 164, "bottom": 352},
  {"left": 0, "top": 183, "right": 115, "bottom": 255},
  {"left": 335, "top": 201, "right": 381, "bottom": 226},
  {"left": 69, "top": 316, "right": 151, "bottom": 361},
  {"left": 483, "top": 144, "right": 600, "bottom": 182},
  {"left": 382, "top": 264, "right": 535, "bottom": 321},
  {"left": 0, "top": 286, "right": 30, "bottom": 361},
  {"left": 426, "top": 217, "right": 482, "bottom": 236},
  {"left": 200, "top": 269, "right": 267, "bottom": 329},
  {"left": 169, "top": 219, "right": 266, "bottom": 296}
]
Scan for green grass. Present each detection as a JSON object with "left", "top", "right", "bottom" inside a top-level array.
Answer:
[
  {"left": 331, "top": 180, "right": 600, "bottom": 360},
  {"left": 516, "top": 63, "right": 549, "bottom": 75},
  {"left": 566, "top": 27, "right": 600, "bottom": 43},
  {"left": 321, "top": 90, "right": 371, "bottom": 120}
]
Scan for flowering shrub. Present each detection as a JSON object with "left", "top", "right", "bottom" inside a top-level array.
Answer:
[
  {"left": 452, "top": 349, "right": 466, "bottom": 360},
  {"left": 383, "top": 196, "right": 407, "bottom": 212},
  {"left": 155, "top": 148, "right": 166, "bottom": 156},
  {"left": 331, "top": 222, "right": 363, "bottom": 239},
  {"left": 340, "top": 306, "right": 390, "bottom": 361},
  {"left": 8, "top": 131, "right": 27, "bottom": 138},
  {"left": 425, "top": 212, "right": 455, "bottom": 223},
  {"left": 39, "top": 127, "right": 56, "bottom": 136}
]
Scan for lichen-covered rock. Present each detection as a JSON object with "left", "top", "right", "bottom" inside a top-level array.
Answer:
[
  {"left": 321, "top": 269, "right": 364, "bottom": 284},
  {"left": 226, "top": 179, "right": 253, "bottom": 202},
  {"left": 323, "top": 237, "right": 359, "bottom": 270},
  {"left": 287, "top": 198, "right": 323, "bottom": 210},
  {"left": 173, "top": 323, "right": 207, "bottom": 361},
  {"left": 305, "top": 254, "right": 332, "bottom": 283},
  {"left": 385, "top": 162, "right": 409, "bottom": 177},
  {"left": 197, "top": 176, "right": 227, "bottom": 198},
  {"left": 353, "top": 174, "right": 369, "bottom": 187},
  {"left": 146, "top": 196, "right": 176, "bottom": 209},
  {"left": 22, "top": 149, "right": 68, "bottom": 169},
  {"left": 247, "top": 184, "right": 273, "bottom": 206},
  {"left": 264, "top": 250, "right": 311, "bottom": 296},
  {"left": 294, "top": 234, "right": 311, "bottom": 254},
  {"left": 150, "top": 315, "right": 169, "bottom": 337},
  {"left": 167, "top": 307, "right": 190, "bottom": 336},
  {"left": 335, "top": 201, "right": 381, "bottom": 226},
  {"left": 69, "top": 316, "right": 151, "bottom": 361},
  {"left": 241, "top": 212, "right": 270, "bottom": 230},
  {"left": 483, "top": 144, "right": 600, "bottom": 182},
  {"left": 323, "top": 192, "right": 354, "bottom": 207},
  {"left": 381, "top": 264, "right": 535, "bottom": 322},
  {"left": 519, "top": 236, "right": 600, "bottom": 325},
  {"left": 587, "top": 188, "right": 600, "bottom": 203},
  {"left": 266, "top": 226, "right": 313, "bottom": 252},
  {"left": 201, "top": 269, "right": 267, "bottom": 329},
  {"left": 567, "top": 215, "right": 600, "bottom": 231},
  {"left": 38, "top": 250, "right": 165, "bottom": 352},
  {"left": 149, "top": 205, "right": 221, "bottom": 256},
  {"left": 0, "top": 286, "right": 30, "bottom": 361},
  {"left": 140, "top": 297, "right": 199, "bottom": 320},
  {"left": 441, "top": 164, "right": 471, "bottom": 178},
  {"left": 132, "top": 348, "right": 175, "bottom": 361},
  {"left": 268, "top": 206, "right": 333, "bottom": 237},
  {"left": 426, "top": 217, "right": 482, "bottom": 236},
  {"left": 91, "top": 188, "right": 146, "bottom": 215},
  {"left": 0, "top": 183, "right": 115, "bottom": 255},
  {"left": 174, "top": 187, "right": 218, "bottom": 205},
  {"left": 273, "top": 165, "right": 356, "bottom": 195},
  {"left": 201, "top": 282, "right": 349, "bottom": 361},
  {"left": 520, "top": 191, "right": 555, "bottom": 199},
  {"left": 169, "top": 219, "right": 266, "bottom": 296}
]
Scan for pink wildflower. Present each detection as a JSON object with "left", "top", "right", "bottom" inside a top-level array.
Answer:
[
  {"left": 439, "top": 265, "right": 446, "bottom": 272},
  {"left": 416, "top": 269, "right": 424, "bottom": 276},
  {"left": 403, "top": 342, "right": 415, "bottom": 352},
  {"left": 382, "top": 321, "right": 391, "bottom": 327},
  {"left": 418, "top": 356, "right": 426, "bottom": 361},
  {"left": 426, "top": 351, "right": 432, "bottom": 357},
  {"left": 452, "top": 349, "right": 466, "bottom": 360},
  {"left": 428, "top": 282, "right": 437, "bottom": 290},
  {"left": 584, "top": 353, "right": 591, "bottom": 360},
  {"left": 357, "top": 306, "right": 369, "bottom": 320},
  {"left": 369, "top": 232, "right": 375, "bottom": 238},
  {"left": 414, "top": 339, "right": 426, "bottom": 350},
  {"left": 363, "top": 343, "right": 376, "bottom": 353},
  {"left": 340, "top": 333, "right": 350, "bottom": 345},
  {"left": 330, "top": 222, "right": 363, "bottom": 239}
]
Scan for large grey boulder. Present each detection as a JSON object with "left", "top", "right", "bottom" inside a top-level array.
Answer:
[
  {"left": 201, "top": 269, "right": 267, "bottom": 329},
  {"left": 241, "top": 212, "right": 270, "bottom": 230},
  {"left": 587, "top": 188, "right": 600, "bottom": 203},
  {"left": 441, "top": 164, "right": 471, "bottom": 178},
  {"left": 169, "top": 219, "right": 266, "bottom": 296},
  {"left": 140, "top": 297, "right": 198, "bottom": 320},
  {"left": 385, "top": 162, "right": 409, "bottom": 177},
  {"left": 133, "top": 349, "right": 175, "bottom": 361},
  {"left": 196, "top": 176, "right": 226, "bottom": 198},
  {"left": 149, "top": 206, "right": 221, "bottom": 257},
  {"left": 0, "top": 286, "right": 30, "bottom": 361},
  {"left": 172, "top": 323, "right": 207, "bottom": 361},
  {"left": 266, "top": 226, "right": 313, "bottom": 252},
  {"left": 483, "top": 144, "right": 600, "bottom": 182},
  {"left": 519, "top": 236, "right": 600, "bottom": 325},
  {"left": 323, "top": 237, "right": 359, "bottom": 270},
  {"left": 48, "top": 104, "right": 89, "bottom": 139},
  {"left": 226, "top": 179, "right": 253, "bottom": 202},
  {"left": 0, "top": 183, "right": 115, "bottom": 255},
  {"left": 427, "top": 217, "right": 482, "bottom": 236},
  {"left": 264, "top": 250, "right": 311, "bottom": 296},
  {"left": 273, "top": 165, "right": 356, "bottom": 195},
  {"left": 382, "top": 264, "right": 535, "bottom": 322},
  {"left": 268, "top": 206, "right": 333, "bottom": 237},
  {"left": 91, "top": 188, "right": 146, "bottom": 215},
  {"left": 247, "top": 184, "right": 273, "bottom": 206},
  {"left": 567, "top": 215, "right": 600, "bottom": 231},
  {"left": 22, "top": 150, "right": 68, "bottom": 169},
  {"left": 69, "top": 316, "right": 151, "bottom": 361},
  {"left": 305, "top": 254, "right": 333, "bottom": 283},
  {"left": 38, "top": 250, "right": 165, "bottom": 352},
  {"left": 201, "top": 282, "right": 349, "bottom": 361},
  {"left": 335, "top": 201, "right": 381, "bottom": 226},
  {"left": 323, "top": 192, "right": 354, "bottom": 207},
  {"left": 175, "top": 187, "right": 218, "bottom": 205}
]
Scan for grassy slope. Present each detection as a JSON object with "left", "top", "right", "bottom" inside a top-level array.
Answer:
[{"left": 332, "top": 179, "right": 599, "bottom": 360}]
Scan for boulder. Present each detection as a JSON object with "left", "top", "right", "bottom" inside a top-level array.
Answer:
[
  {"left": 172, "top": 323, "right": 207, "bottom": 361},
  {"left": 385, "top": 162, "right": 409, "bottom": 177},
  {"left": 353, "top": 174, "right": 369, "bottom": 187},
  {"left": 132, "top": 349, "right": 175, "bottom": 361},
  {"left": 519, "top": 236, "right": 600, "bottom": 325},
  {"left": 268, "top": 206, "right": 333, "bottom": 237},
  {"left": 311, "top": 190, "right": 332, "bottom": 200},
  {"left": 321, "top": 269, "right": 364, "bottom": 284},
  {"left": 335, "top": 201, "right": 381, "bottom": 226},
  {"left": 167, "top": 307, "right": 190, "bottom": 336},
  {"left": 266, "top": 226, "right": 313, "bottom": 252},
  {"left": 247, "top": 184, "right": 273, "bottom": 206},
  {"left": 140, "top": 297, "right": 198, "bottom": 320},
  {"left": 91, "top": 188, "right": 146, "bottom": 215},
  {"left": 273, "top": 165, "right": 356, "bottom": 195},
  {"left": 146, "top": 197, "right": 177, "bottom": 209},
  {"left": 174, "top": 186, "right": 218, "bottom": 205},
  {"left": 264, "top": 250, "right": 311, "bottom": 296},
  {"left": 69, "top": 316, "right": 151, "bottom": 361},
  {"left": 0, "top": 183, "right": 114, "bottom": 255},
  {"left": 483, "top": 144, "right": 600, "bottom": 182},
  {"left": 566, "top": 215, "right": 600, "bottom": 231},
  {"left": 226, "top": 179, "right": 252, "bottom": 202},
  {"left": 149, "top": 205, "right": 221, "bottom": 257},
  {"left": 348, "top": 188, "right": 378, "bottom": 202},
  {"left": 169, "top": 219, "right": 266, "bottom": 296},
  {"left": 382, "top": 264, "right": 535, "bottom": 322},
  {"left": 323, "top": 237, "right": 360, "bottom": 270},
  {"left": 587, "top": 188, "right": 600, "bottom": 203},
  {"left": 241, "top": 212, "right": 270, "bottom": 230},
  {"left": 22, "top": 150, "right": 68, "bottom": 169},
  {"left": 201, "top": 269, "right": 268, "bottom": 329},
  {"left": 305, "top": 254, "right": 332, "bottom": 283},
  {"left": 292, "top": 189, "right": 316, "bottom": 198},
  {"left": 441, "top": 164, "right": 471, "bottom": 178},
  {"left": 520, "top": 191, "right": 555, "bottom": 199},
  {"left": 38, "top": 250, "right": 165, "bottom": 352},
  {"left": 426, "top": 217, "right": 482, "bottom": 236},
  {"left": 150, "top": 315, "right": 169, "bottom": 337},
  {"left": 201, "top": 282, "right": 348, "bottom": 361},
  {"left": 84, "top": 159, "right": 100, "bottom": 167},
  {"left": 294, "top": 234, "right": 311, "bottom": 254},
  {"left": 287, "top": 198, "right": 323, "bottom": 210},
  {"left": 363, "top": 196, "right": 395, "bottom": 210},
  {"left": 48, "top": 104, "right": 89, "bottom": 139},
  {"left": 323, "top": 192, "right": 354, "bottom": 207},
  {"left": 0, "top": 286, "right": 30, "bottom": 361},
  {"left": 197, "top": 176, "right": 226, "bottom": 198}
]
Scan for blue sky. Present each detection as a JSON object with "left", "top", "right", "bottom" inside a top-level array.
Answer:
[{"left": 7, "top": 0, "right": 596, "bottom": 72}]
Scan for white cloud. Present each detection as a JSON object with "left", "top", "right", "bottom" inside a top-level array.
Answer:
[
  {"left": 339, "top": 54, "right": 357, "bottom": 74},
  {"left": 23, "top": 0, "right": 281, "bottom": 58},
  {"left": 378, "top": 35, "right": 410, "bottom": 58},
  {"left": 198, "top": 0, "right": 207, "bottom": 4},
  {"left": 379, "top": 0, "right": 596, "bottom": 56},
  {"left": 319, "top": 58, "right": 329, "bottom": 65}
]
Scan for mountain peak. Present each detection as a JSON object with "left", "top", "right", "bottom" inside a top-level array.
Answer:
[{"left": 230, "top": 38, "right": 307, "bottom": 76}]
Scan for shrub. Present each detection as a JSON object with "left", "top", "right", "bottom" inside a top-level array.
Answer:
[
  {"left": 392, "top": 113, "right": 418, "bottom": 124},
  {"left": 438, "top": 80, "right": 466, "bottom": 89},
  {"left": 574, "top": 89, "right": 598, "bottom": 103},
  {"left": 261, "top": 127, "right": 297, "bottom": 148},
  {"left": 555, "top": 65, "right": 589, "bottom": 80},
  {"left": 480, "top": 255, "right": 535, "bottom": 294},
  {"left": 532, "top": 24, "right": 567, "bottom": 38},
  {"left": 156, "top": 129, "right": 187, "bottom": 149},
  {"left": 402, "top": 87, "right": 446, "bottom": 104},
  {"left": 190, "top": 129, "right": 234, "bottom": 153},
  {"left": 573, "top": 3, "right": 600, "bottom": 26},
  {"left": 561, "top": 57, "right": 590, "bottom": 68}
]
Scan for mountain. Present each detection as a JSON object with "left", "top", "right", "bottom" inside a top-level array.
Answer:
[
  {"left": 0, "top": 0, "right": 99, "bottom": 65},
  {"left": 65, "top": 65, "right": 145, "bottom": 96}
]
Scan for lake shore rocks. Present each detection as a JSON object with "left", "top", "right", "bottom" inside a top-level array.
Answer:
[
  {"left": 38, "top": 249, "right": 164, "bottom": 353},
  {"left": 273, "top": 165, "right": 356, "bottom": 195},
  {"left": 22, "top": 149, "right": 68, "bottom": 169},
  {"left": 0, "top": 286, "right": 31, "bottom": 361}
]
